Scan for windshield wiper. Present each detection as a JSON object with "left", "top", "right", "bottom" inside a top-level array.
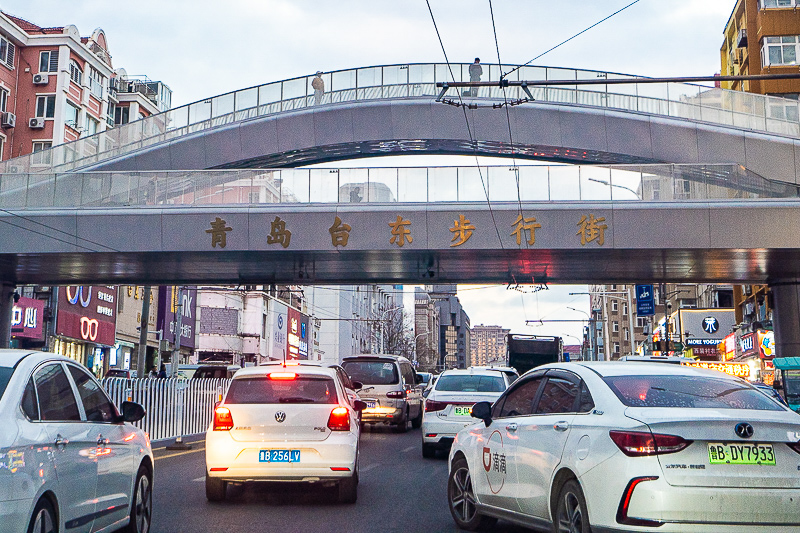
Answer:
[{"left": 279, "top": 397, "right": 315, "bottom": 403}]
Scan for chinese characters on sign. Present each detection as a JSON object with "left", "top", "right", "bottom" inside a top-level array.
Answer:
[
  {"left": 450, "top": 214, "right": 475, "bottom": 247},
  {"left": 389, "top": 215, "right": 413, "bottom": 247},
  {"left": 510, "top": 213, "right": 542, "bottom": 246},
  {"left": 266, "top": 216, "right": 292, "bottom": 248},
  {"left": 329, "top": 216, "right": 351, "bottom": 247},
  {"left": 206, "top": 217, "right": 232, "bottom": 248},
  {"left": 576, "top": 214, "right": 607, "bottom": 246}
]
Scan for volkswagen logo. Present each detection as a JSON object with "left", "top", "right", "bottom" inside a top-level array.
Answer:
[
  {"left": 275, "top": 411, "right": 286, "bottom": 423},
  {"left": 735, "top": 422, "right": 754, "bottom": 439}
]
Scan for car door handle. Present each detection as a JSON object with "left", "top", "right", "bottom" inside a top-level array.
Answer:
[
  {"left": 553, "top": 421, "right": 570, "bottom": 432},
  {"left": 506, "top": 423, "right": 518, "bottom": 432},
  {"left": 54, "top": 434, "right": 69, "bottom": 448}
]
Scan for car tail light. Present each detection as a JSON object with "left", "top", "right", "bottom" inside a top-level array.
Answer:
[
  {"left": 616, "top": 476, "right": 662, "bottom": 527},
  {"left": 425, "top": 400, "right": 447, "bottom": 412},
  {"left": 268, "top": 372, "right": 297, "bottom": 380},
  {"left": 328, "top": 406, "right": 351, "bottom": 431},
  {"left": 213, "top": 406, "right": 234, "bottom": 431},
  {"left": 609, "top": 430, "right": 692, "bottom": 457},
  {"left": 788, "top": 442, "right": 800, "bottom": 455},
  {"left": 386, "top": 390, "right": 406, "bottom": 399}
]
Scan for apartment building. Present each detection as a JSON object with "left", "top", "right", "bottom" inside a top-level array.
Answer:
[{"left": 469, "top": 324, "right": 510, "bottom": 367}]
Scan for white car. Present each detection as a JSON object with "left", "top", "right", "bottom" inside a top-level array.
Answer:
[
  {"left": 0, "top": 350, "right": 153, "bottom": 533},
  {"left": 422, "top": 368, "right": 510, "bottom": 458},
  {"left": 205, "top": 364, "right": 366, "bottom": 503},
  {"left": 448, "top": 361, "right": 800, "bottom": 532}
]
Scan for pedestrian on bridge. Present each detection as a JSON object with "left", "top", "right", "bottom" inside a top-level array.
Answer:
[
  {"left": 312, "top": 71, "right": 325, "bottom": 105},
  {"left": 466, "top": 58, "right": 482, "bottom": 97}
]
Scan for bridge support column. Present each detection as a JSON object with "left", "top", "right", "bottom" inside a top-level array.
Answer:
[
  {"left": 769, "top": 280, "right": 800, "bottom": 359},
  {"left": 0, "top": 282, "right": 15, "bottom": 349}
]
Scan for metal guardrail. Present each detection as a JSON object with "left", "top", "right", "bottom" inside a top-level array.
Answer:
[
  {"left": 3, "top": 63, "right": 800, "bottom": 174},
  {"left": 103, "top": 377, "right": 231, "bottom": 441},
  {"left": 0, "top": 164, "right": 796, "bottom": 210}
]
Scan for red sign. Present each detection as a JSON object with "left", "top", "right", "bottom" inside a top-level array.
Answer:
[
  {"left": 11, "top": 297, "right": 44, "bottom": 340},
  {"left": 56, "top": 286, "right": 118, "bottom": 346}
]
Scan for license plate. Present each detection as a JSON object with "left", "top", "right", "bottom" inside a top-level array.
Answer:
[
  {"left": 259, "top": 449, "right": 301, "bottom": 463},
  {"left": 453, "top": 406, "right": 472, "bottom": 416},
  {"left": 364, "top": 400, "right": 377, "bottom": 409},
  {"left": 708, "top": 443, "right": 775, "bottom": 465}
]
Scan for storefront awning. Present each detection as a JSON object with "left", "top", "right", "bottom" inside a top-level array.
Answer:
[{"left": 773, "top": 357, "right": 800, "bottom": 370}]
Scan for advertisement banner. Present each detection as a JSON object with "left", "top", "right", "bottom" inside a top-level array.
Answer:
[
  {"left": 635, "top": 285, "right": 655, "bottom": 316},
  {"left": 300, "top": 313, "right": 310, "bottom": 359},
  {"left": 56, "top": 286, "right": 118, "bottom": 346},
  {"left": 157, "top": 286, "right": 197, "bottom": 349},
  {"left": 270, "top": 300, "right": 288, "bottom": 361},
  {"left": 739, "top": 332, "right": 758, "bottom": 358},
  {"left": 288, "top": 307, "right": 301, "bottom": 360},
  {"left": 11, "top": 297, "right": 44, "bottom": 340},
  {"left": 758, "top": 330, "right": 775, "bottom": 359}
]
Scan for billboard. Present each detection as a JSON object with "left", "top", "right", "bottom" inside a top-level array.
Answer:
[
  {"left": 11, "top": 297, "right": 44, "bottom": 340},
  {"left": 56, "top": 286, "right": 118, "bottom": 346},
  {"left": 635, "top": 285, "right": 655, "bottom": 316},
  {"left": 287, "top": 308, "right": 311, "bottom": 360},
  {"left": 157, "top": 286, "right": 197, "bottom": 349},
  {"left": 270, "top": 300, "right": 288, "bottom": 361}
]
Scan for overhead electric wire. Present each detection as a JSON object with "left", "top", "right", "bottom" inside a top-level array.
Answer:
[
  {"left": 504, "top": 0, "right": 642, "bottom": 79},
  {"left": 0, "top": 207, "right": 120, "bottom": 252}
]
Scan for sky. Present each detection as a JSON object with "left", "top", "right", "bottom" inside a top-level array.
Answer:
[{"left": 6, "top": 0, "right": 737, "bottom": 341}]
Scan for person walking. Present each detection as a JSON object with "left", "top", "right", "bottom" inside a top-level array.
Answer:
[
  {"left": 468, "top": 58, "right": 482, "bottom": 97},
  {"left": 312, "top": 71, "right": 325, "bottom": 105},
  {"left": 148, "top": 365, "right": 158, "bottom": 379},
  {"left": 157, "top": 363, "right": 168, "bottom": 379}
]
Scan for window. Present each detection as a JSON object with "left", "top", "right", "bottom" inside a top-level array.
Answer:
[
  {"left": 435, "top": 374, "right": 505, "bottom": 393},
  {"left": 68, "top": 59, "right": 82, "bottom": 85},
  {"left": 762, "top": 36, "right": 800, "bottom": 66},
  {"left": 761, "top": 0, "right": 798, "bottom": 7},
  {"left": 624, "top": 328, "right": 629, "bottom": 341},
  {"left": 611, "top": 301, "right": 618, "bottom": 312},
  {"left": 577, "top": 381, "right": 595, "bottom": 413},
  {"left": 86, "top": 116, "right": 99, "bottom": 136},
  {"left": 67, "top": 365, "right": 118, "bottom": 422},
  {"left": 34, "top": 363, "right": 80, "bottom": 421},
  {"left": 39, "top": 50, "right": 59, "bottom": 73},
  {"left": 32, "top": 142, "right": 52, "bottom": 166},
  {"left": 535, "top": 376, "right": 579, "bottom": 414},
  {"left": 64, "top": 101, "right": 80, "bottom": 129},
  {"left": 225, "top": 376, "right": 339, "bottom": 404},
  {"left": 613, "top": 321, "right": 619, "bottom": 333},
  {"left": 0, "top": 87, "right": 7, "bottom": 112},
  {"left": 88, "top": 67, "right": 103, "bottom": 99},
  {"left": 0, "top": 36, "right": 15, "bottom": 69},
  {"left": 636, "top": 317, "right": 648, "bottom": 328},
  {"left": 623, "top": 303, "right": 628, "bottom": 316},
  {"left": 35, "top": 95, "right": 55, "bottom": 118},
  {"left": 21, "top": 377, "right": 39, "bottom": 420},
  {"left": 114, "top": 105, "right": 130, "bottom": 125},
  {"left": 767, "top": 93, "right": 799, "bottom": 121},
  {"left": 614, "top": 343, "right": 620, "bottom": 354},
  {"left": 494, "top": 375, "right": 543, "bottom": 418}
]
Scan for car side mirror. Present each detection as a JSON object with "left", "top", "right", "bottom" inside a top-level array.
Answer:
[
  {"left": 353, "top": 400, "right": 367, "bottom": 412},
  {"left": 350, "top": 380, "right": 363, "bottom": 391},
  {"left": 471, "top": 401, "right": 493, "bottom": 427},
  {"left": 121, "top": 401, "right": 146, "bottom": 423}
]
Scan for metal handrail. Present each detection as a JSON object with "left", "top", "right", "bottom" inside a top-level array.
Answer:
[{"left": 3, "top": 63, "right": 799, "bottom": 175}]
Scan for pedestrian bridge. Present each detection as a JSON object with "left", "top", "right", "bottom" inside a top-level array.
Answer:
[
  {"left": 4, "top": 63, "right": 800, "bottom": 185},
  {"left": 1, "top": 164, "right": 799, "bottom": 286}
]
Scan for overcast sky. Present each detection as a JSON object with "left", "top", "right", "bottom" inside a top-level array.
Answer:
[{"left": 6, "top": 0, "right": 737, "bottom": 341}]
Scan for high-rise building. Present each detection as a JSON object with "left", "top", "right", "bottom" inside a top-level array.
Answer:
[
  {"left": 414, "top": 288, "right": 440, "bottom": 372},
  {"left": 469, "top": 325, "right": 510, "bottom": 367},
  {"left": 415, "top": 285, "right": 471, "bottom": 370}
]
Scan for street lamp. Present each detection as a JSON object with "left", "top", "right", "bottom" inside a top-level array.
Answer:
[
  {"left": 567, "top": 307, "right": 596, "bottom": 361},
  {"left": 587, "top": 177, "right": 640, "bottom": 200}
]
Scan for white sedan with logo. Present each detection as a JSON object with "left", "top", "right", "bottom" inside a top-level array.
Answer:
[
  {"left": 205, "top": 364, "right": 366, "bottom": 503},
  {"left": 448, "top": 362, "right": 800, "bottom": 532},
  {"left": 422, "top": 368, "right": 509, "bottom": 458}
]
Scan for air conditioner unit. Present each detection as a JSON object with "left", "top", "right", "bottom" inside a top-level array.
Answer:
[
  {"left": 32, "top": 72, "right": 49, "bottom": 85},
  {"left": 29, "top": 117, "right": 45, "bottom": 129},
  {"left": 1, "top": 112, "right": 15, "bottom": 128}
]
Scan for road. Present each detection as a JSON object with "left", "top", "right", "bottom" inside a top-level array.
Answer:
[{"left": 149, "top": 426, "right": 531, "bottom": 533}]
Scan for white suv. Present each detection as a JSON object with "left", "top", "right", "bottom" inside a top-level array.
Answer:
[{"left": 205, "top": 364, "right": 366, "bottom": 503}]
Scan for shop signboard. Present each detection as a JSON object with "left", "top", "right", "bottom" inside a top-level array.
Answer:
[
  {"left": 739, "top": 332, "right": 758, "bottom": 359},
  {"left": 299, "top": 313, "right": 310, "bottom": 359},
  {"left": 635, "top": 285, "right": 655, "bottom": 316},
  {"left": 287, "top": 307, "right": 301, "bottom": 360},
  {"left": 11, "top": 297, "right": 44, "bottom": 340},
  {"left": 723, "top": 333, "right": 736, "bottom": 361},
  {"left": 270, "top": 300, "right": 288, "bottom": 361},
  {"left": 758, "top": 330, "right": 775, "bottom": 359},
  {"left": 56, "top": 286, "right": 118, "bottom": 346},
  {"left": 157, "top": 286, "right": 197, "bottom": 349}
]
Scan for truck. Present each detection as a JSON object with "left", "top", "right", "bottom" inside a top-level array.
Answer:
[{"left": 506, "top": 334, "right": 563, "bottom": 376}]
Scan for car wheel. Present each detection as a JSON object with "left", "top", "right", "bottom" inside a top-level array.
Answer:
[
  {"left": 554, "top": 479, "right": 590, "bottom": 533},
  {"left": 447, "top": 456, "right": 497, "bottom": 531},
  {"left": 338, "top": 473, "right": 358, "bottom": 504},
  {"left": 27, "top": 498, "right": 56, "bottom": 533},
  {"left": 411, "top": 405, "right": 423, "bottom": 429},
  {"left": 205, "top": 474, "right": 227, "bottom": 502},
  {"left": 123, "top": 464, "right": 153, "bottom": 533},
  {"left": 422, "top": 443, "right": 437, "bottom": 458},
  {"left": 394, "top": 408, "right": 408, "bottom": 433}
]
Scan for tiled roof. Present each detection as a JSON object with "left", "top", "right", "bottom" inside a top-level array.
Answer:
[{"left": 3, "top": 12, "right": 64, "bottom": 34}]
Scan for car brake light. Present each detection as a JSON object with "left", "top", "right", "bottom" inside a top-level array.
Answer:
[
  {"left": 268, "top": 372, "right": 297, "bottom": 380},
  {"left": 425, "top": 400, "right": 447, "bottom": 412},
  {"left": 213, "top": 406, "right": 234, "bottom": 431},
  {"left": 328, "top": 406, "right": 351, "bottom": 431},
  {"left": 386, "top": 390, "right": 406, "bottom": 399},
  {"left": 609, "top": 430, "right": 692, "bottom": 457},
  {"left": 616, "top": 476, "right": 662, "bottom": 527},
  {"left": 788, "top": 442, "right": 800, "bottom": 455}
]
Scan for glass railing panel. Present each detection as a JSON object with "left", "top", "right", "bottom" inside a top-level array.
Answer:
[
  {"left": 235, "top": 87, "right": 258, "bottom": 111},
  {"left": 212, "top": 93, "right": 235, "bottom": 118},
  {"left": 608, "top": 167, "right": 646, "bottom": 201},
  {"left": 366, "top": 168, "right": 399, "bottom": 202},
  {"left": 549, "top": 165, "right": 581, "bottom": 201},
  {"left": 282, "top": 77, "right": 308, "bottom": 102},
  {"left": 332, "top": 70, "right": 356, "bottom": 93},
  {"left": 576, "top": 70, "right": 607, "bottom": 94},
  {"left": 280, "top": 169, "right": 310, "bottom": 203},
  {"left": 249, "top": 170, "right": 282, "bottom": 204},
  {"left": 409, "top": 64, "right": 434, "bottom": 85},
  {"left": 411, "top": 82, "right": 435, "bottom": 97},
  {"left": 25, "top": 173, "right": 56, "bottom": 208},
  {"left": 635, "top": 82, "right": 669, "bottom": 101},
  {"left": 382, "top": 65, "right": 407, "bottom": 86},
  {"left": 576, "top": 90, "right": 608, "bottom": 108},
  {"left": 605, "top": 73, "right": 640, "bottom": 97},
  {"left": 309, "top": 168, "right": 339, "bottom": 202},
  {"left": 517, "top": 166, "right": 551, "bottom": 201},
  {"left": 605, "top": 92, "right": 639, "bottom": 113},
  {"left": 516, "top": 65, "right": 547, "bottom": 84},
  {"left": 0, "top": 174, "right": 28, "bottom": 208},
  {"left": 637, "top": 96, "right": 670, "bottom": 116},
  {"left": 52, "top": 172, "right": 84, "bottom": 207},
  {"left": 429, "top": 167, "right": 458, "bottom": 202},
  {"left": 766, "top": 118, "right": 800, "bottom": 137},
  {"left": 107, "top": 172, "right": 138, "bottom": 206},
  {"left": 188, "top": 100, "right": 212, "bottom": 124},
  {"left": 358, "top": 67, "right": 382, "bottom": 89},
  {"left": 337, "top": 168, "right": 370, "bottom": 203},
  {"left": 457, "top": 167, "right": 489, "bottom": 202},
  {"left": 358, "top": 86, "right": 383, "bottom": 100},
  {"left": 397, "top": 167, "right": 427, "bottom": 202},
  {"left": 259, "top": 82, "right": 282, "bottom": 106},
  {"left": 579, "top": 166, "right": 613, "bottom": 201},
  {"left": 79, "top": 173, "right": 109, "bottom": 206},
  {"left": 486, "top": 166, "right": 523, "bottom": 202}
]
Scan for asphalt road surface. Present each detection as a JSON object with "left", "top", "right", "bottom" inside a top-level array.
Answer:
[{"left": 149, "top": 425, "right": 532, "bottom": 533}]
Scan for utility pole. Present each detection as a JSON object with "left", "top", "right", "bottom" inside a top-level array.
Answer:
[
  {"left": 137, "top": 286, "right": 152, "bottom": 377},
  {"left": 661, "top": 283, "right": 669, "bottom": 355},
  {"left": 170, "top": 286, "right": 184, "bottom": 377}
]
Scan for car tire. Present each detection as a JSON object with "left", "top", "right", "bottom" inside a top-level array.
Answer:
[
  {"left": 554, "top": 479, "right": 591, "bottom": 533},
  {"left": 122, "top": 464, "right": 153, "bottom": 533},
  {"left": 27, "top": 498, "right": 56, "bottom": 533},
  {"left": 394, "top": 408, "right": 408, "bottom": 433},
  {"left": 338, "top": 473, "right": 358, "bottom": 504},
  {"left": 447, "top": 456, "right": 497, "bottom": 531},
  {"left": 422, "top": 442, "right": 437, "bottom": 459},
  {"left": 205, "top": 474, "right": 227, "bottom": 502},
  {"left": 411, "top": 405, "right": 423, "bottom": 429}
]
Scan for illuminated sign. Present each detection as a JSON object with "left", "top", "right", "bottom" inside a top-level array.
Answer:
[
  {"left": 56, "top": 286, "right": 118, "bottom": 346},
  {"left": 759, "top": 331, "right": 775, "bottom": 360},
  {"left": 681, "top": 361, "right": 750, "bottom": 378},
  {"left": 10, "top": 297, "right": 44, "bottom": 340}
]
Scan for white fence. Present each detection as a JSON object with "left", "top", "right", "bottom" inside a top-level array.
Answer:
[{"left": 103, "top": 377, "right": 231, "bottom": 442}]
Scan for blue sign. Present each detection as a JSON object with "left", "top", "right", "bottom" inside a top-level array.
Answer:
[{"left": 635, "top": 284, "right": 655, "bottom": 316}]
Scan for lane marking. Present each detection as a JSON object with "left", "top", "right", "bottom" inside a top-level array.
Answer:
[
  {"left": 155, "top": 447, "right": 205, "bottom": 461},
  {"left": 192, "top": 476, "right": 205, "bottom": 482},
  {"left": 401, "top": 446, "right": 415, "bottom": 453},
  {"left": 361, "top": 463, "right": 380, "bottom": 473}
]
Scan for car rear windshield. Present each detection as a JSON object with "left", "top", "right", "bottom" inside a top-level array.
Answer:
[
  {"left": 225, "top": 376, "right": 339, "bottom": 404},
  {"left": 342, "top": 361, "right": 399, "bottom": 385},
  {"left": 0, "top": 367, "right": 13, "bottom": 402},
  {"left": 604, "top": 375, "right": 783, "bottom": 411},
  {"left": 435, "top": 374, "right": 505, "bottom": 393}
]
